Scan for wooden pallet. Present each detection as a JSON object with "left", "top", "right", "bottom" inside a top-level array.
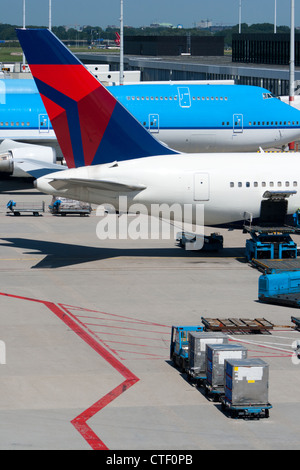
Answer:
[{"left": 201, "top": 317, "right": 274, "bottom": 335}]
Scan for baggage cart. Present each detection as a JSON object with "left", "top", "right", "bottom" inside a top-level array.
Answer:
[
  {"left": 6, "top": 199, "right": 45, "bottom": 216},
  {"left": 186, "top": 331, "right": 228, "bottom": 386},
  {"left": 204, "top": 343, "right": 248, "bottom": 401},
  {"left": 49, "top": 197, "right": 92, "bottom": 216},
  {"left": 221, "top": 358, "right": 272, "bottom": 419}
]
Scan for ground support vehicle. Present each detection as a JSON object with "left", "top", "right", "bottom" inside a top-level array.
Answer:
[
  {"left": 6, "top": 199, "right": 44, "bottom": 216},
  {"left": 170, "top": 325, "right": 204, "bottom": 371}
]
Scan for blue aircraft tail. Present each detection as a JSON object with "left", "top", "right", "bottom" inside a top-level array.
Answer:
[{"left": 16, "top": 28, "right": 178, "bottom": 169}]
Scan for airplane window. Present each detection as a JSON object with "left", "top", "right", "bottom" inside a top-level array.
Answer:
[
  {"left": 16, "top": 122, "right": 19, "bottom": 126},
  {"left": 0, "top": 122, "right": 3, "bottom": 126},
  {"left": 169, "top": 97, "right": 172, "bottom": 100},
  {"left": 126, "top": 97, "right": 130, "bottom": 100},
  {"left": 293, "top": 181, "right": 298, "bottom": 186},
  {"left": 5, "top": 122, "right": 8, "bottom": 126},
  {"left": 278, "top": 182, "right": 282, "bottom": 187},
  {"left": 146, "top": 97, "right": 149, "bottom": 100},
  {"left": 192, "top": 97, "right": 196, "bottom": 100},
  {"left": 174, "top": 96, "right": 177, "bottom": 100},
  {"left": 136, "top": 97, "right": 140, "bottom": 100},
  {"left": 230, "top": 182, "right": 234, "bottom": 187},
  {"left": 262, "top": 182, "right": 266, "bottom": 187},
  {"left": 151, "top": 97, "right": 154, "bottom": 100},
  {"left": 267, "top": 122, "right": 269, "bottom": 125},
  {"left": 249, "top": 122, "right": 252, "bottom": 126},
  {"left": 27, "top": 122, "right": 30, "bottom": 126},
  {"left": 270, "top": 182, "right": 274, "bottom": 187},
  {"left": 131, "top": 97, "right": 135, "bottom": 100},
  {"left": 253, "top": 122, "right": 256, "bottom": 125},
  {"left": 206, "top": 97, "right": 209, "bottom": 100},
  {"left": 211, "top": 97, "right": 214, "bottom": 100},
  {"left": 254, "top": 182, "right": 258, "bottom": 187},
  {"left": 238, "top": 182, "right": 242, "bottom": 187},
  {"left": 246, "top": 182, "right": 250, "bottom": 187},
  {"left": 220, "top": 97, "right": 223, "bottom": 100},
  {"left": 202, "top": 97, "right": 205, "bottom": 100},
  {"left": 227, "top": 122, "right": 229, "bottom": 126},
  {"left": 288, "top": 122, "right": 291, "bottom": 125},
  {"left": 141, "top": 97, "right": 144, "bottom": 100},
  {"left": 216, "top": 97, "right": 219, "bottom": 100},
  {"left": 286, "top": 181, "right": 290, "bottom": 187},
  {"left": 225, "top": 97, "right": 228, "bottom": 101}
]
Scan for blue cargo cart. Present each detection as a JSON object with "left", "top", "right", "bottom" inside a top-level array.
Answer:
[
  {"left": 220, "top": 397, "right": 272, "bottom": 419},
  {"left": 6, "top": 200, "right": 45, "bottom": 216}
]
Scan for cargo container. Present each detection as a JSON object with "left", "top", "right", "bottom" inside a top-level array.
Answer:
[
  {"left": 221, "top": 358, "right": 272, "bottom": 418},
  {"left": 205, "top": 343, "right": 248, "bottom": 400},
  {"left": 186, "top": 331, "right": 228, "bottom": 384}
]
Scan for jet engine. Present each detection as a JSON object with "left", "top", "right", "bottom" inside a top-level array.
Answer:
[{"left": 0, "top": 140, "right": 56, "bottom": 177}]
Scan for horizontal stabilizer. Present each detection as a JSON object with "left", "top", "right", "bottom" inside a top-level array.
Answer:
[{"left": 47, "top": 177, "right": 147, "bottom": 193}]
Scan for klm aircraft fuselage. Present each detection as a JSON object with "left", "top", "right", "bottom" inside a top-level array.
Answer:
[{"left": 1, "top": 79, "right": 300, "bottom": 152}]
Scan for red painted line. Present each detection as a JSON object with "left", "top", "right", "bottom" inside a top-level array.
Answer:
[
  {"left": 84, "top": 322, "right": 168, "bottom": 335},
  {"left": 60, "top": 303, "right": 170, "bottom": 327},
  {"left": 0, "top": 292, "right": 139, "bottom": 450}
]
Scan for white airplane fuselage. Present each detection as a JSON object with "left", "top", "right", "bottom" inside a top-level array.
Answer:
[{"left": 36, "top": 152, "right": 300, "bottom": 227}]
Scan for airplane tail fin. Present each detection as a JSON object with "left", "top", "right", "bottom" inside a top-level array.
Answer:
[{"left": 16, "top": 28, "right": 177, "bottom": 169}]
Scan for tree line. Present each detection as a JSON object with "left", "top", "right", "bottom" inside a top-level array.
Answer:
[{"left": 0, "top": 22, "right": 292, "bottom": 48}]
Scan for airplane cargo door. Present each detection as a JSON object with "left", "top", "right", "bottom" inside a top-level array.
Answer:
[
  {"left": 39, "top": 114, "right": 50, "bottom": 133},
  {"left": 233, "top": 114, "right": 243, "bottom": 133},
  {"left": 194, "top": 173, "right": 210, "bottom": 201}
]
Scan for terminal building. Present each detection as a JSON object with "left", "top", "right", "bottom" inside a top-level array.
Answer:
[
  {"left": 123, "top": 35, "right": 224, "bottom": 57},
  {"left": 232, "top": 33, "right": 300, "bottom": 66},
  {"left": 75, "top": 34, "right": 300, "bottom": 97}
]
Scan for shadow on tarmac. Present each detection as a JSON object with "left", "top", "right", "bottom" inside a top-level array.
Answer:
[{"left": 0, "top": 237, "right": 246, "bottom": 269}]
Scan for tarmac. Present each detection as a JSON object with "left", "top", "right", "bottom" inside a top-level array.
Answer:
[{"left": 1, "top": 178, "right": 300, "bottom": 450}]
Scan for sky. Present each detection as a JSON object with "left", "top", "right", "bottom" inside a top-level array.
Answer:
[{"left": 0, "top": 0, "right": 297, "bottom": 29}]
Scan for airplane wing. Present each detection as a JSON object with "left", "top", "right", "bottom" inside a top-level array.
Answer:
[{"left": 47, "top": 177, "right": 147, "bottom": 193}]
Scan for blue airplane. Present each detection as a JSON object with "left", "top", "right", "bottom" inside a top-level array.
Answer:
[{"left": 1, "top": 76, "right": 300, "bottom": 177}]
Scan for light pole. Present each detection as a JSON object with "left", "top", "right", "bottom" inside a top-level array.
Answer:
[
  {"left": 22, "top": 0, "right": 26, "bottom": 68},
  {"left": 120, "top": 0, "right": 124, "bottom": 85},
  {"left": 289, "top": 0, "right": 295, "bottom": 149},
  {"left": 274, "top": 0, "right": 277, "bottom": 34},
  {"left": 49, "top": 0, "right": 52, "bottom": 31},
  {"left": 290, "top": 0, "right": 295, "bottom": 107},
  {"left": 239, "top": 0, "right": 242, "bottom": 34}
]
